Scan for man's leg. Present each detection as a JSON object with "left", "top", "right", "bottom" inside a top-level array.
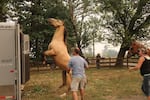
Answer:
[
  {"left": 71, "top": 78, "right": 80, "bottom": 100},
  {"left": 79, "top": 78, "right": 87, "bottom": 100},
  {"left": 72, "top": 91, "right": 78, "bottom": 100},
  {"left": 80, "top": 89, "right": 84, "bottom": 100}
]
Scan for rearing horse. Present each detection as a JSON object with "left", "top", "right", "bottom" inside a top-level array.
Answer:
[
  {"left": 127, "top": 41, "right": 150, "bottom": 58},
  {"left": 44, "top": 18, "right": 71, "bottom": 91}
]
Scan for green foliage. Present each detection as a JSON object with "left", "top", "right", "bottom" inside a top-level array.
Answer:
[
  {"left": 2, "top": 0, "right": 149, "bottom": 62},
  {"left": 0, "top": 0, "right": 9, "bottom": 21},
  {"left": 94, "top": 0, "right": 150, "bottom": 66},
  {"left": 1, "top": 0, "right": 103, "bottom": 60},
  {"left": 67, "top": 0, "right": 103, "bottom": 53},
  {"left": 8, "top": 0, "right": 75, "bottom": 61},
  {"left": 96, "top": 0, "right": 150, "bottom": 44},
  {"left": 32, "top": 85, "right": 48, "bottom": 94}
]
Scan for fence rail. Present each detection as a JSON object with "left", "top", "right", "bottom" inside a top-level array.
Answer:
[
  {"left": 87, "top": 57, "right": 138, "bottom": 67},
  {"left": 29, "top": 57, "right": 138, "bottom": 71}
]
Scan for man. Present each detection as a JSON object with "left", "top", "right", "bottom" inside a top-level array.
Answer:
[
  {"left": 96, "top": 53, "right": 101, "bottom": 69},
  {"left": 68, "top": 48, "right": 89, "bottom": 100}
]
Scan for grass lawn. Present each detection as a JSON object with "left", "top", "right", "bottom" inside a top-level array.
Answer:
[{"left": 22, "top": 67, "right": 146, "bottom": 100}]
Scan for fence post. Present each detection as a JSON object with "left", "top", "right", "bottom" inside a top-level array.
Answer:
[
  {"left": 109, "top": 57, "right": 111, "bottom": 67},
  {"left": 127, "top": 57, "right": 128, "bottom": 68}
]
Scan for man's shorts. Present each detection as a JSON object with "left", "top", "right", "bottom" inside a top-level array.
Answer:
[
  {"left": 71, "top": 77, "right": 87, "bottom": 91},
  {"left": 142, "top": 75, "right": 150, "bottom": 96}
]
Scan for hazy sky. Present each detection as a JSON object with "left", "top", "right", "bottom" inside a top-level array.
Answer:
[{"left": 84, "top": 41, "right": 120, "bottom": 57}]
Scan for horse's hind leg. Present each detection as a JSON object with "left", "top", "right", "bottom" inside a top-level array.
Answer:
[
  {"left": 59, "top": 70, "right": 67, "bottom": 88},
  {"left": 66, "top": 71, "right": 71, "bottom": 91}
]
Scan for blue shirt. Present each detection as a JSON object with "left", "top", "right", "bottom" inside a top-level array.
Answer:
[{"left": 68, "top": 55, "right": 88, "bottom": 78}]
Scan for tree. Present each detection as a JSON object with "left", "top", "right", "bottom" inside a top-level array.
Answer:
[
  {"left": 9, "top": 0, "right": 48, "bottom": 60},
  {"left": 95, "top": 0, "right": 150, "bottom": 66},
  {"left": 66, "top": 0, "right": 103, "bottom": 56},
  {"left": 0, "top": 0, "right": 10, "bottom": 21},
  {"left": 9, "top": 0, "right": 74, "bottom": 61},
  {"left": 81, "top": 17, "right": 103, "bottom": 56}
]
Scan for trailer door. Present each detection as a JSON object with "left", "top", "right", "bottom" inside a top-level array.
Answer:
[{"left": 0, "top": 23, "right": 18, "bottom": 99}]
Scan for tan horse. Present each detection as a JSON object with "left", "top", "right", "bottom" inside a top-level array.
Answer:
[
  {"left": 44, "top": 18, "right": 71, "bottom": 92},
  {"left": 127, "top": 41, "right": 150, "bottom": 58}
]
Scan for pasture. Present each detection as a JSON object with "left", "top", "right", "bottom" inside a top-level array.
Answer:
[{"left": 22, "top": 67, "right": 146, "bottom": 100}]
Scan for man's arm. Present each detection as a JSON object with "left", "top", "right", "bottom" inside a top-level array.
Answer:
[{"left": 84, "top": 60, "right": 89, "bottom": 69}]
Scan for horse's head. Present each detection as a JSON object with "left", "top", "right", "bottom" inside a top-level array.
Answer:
[
  {"left": 127, "top": 41, "right": 145, "bottom": 58},
  {"left": 127, "top": 47, "right": 137, "bottom": 58},
  {"left": 47, "top": 18, "right": 64, "bottom": 28},
  {"left": 47, "top": 18, "right": 67, "bottom": 44}
]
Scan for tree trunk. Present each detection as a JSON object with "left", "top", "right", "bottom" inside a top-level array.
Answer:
[{"left": 115, "top": 42, "right": 129, "bottom": 67}]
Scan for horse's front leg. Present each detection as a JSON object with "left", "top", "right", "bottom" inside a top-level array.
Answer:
[
  {"left": 43, "top": 49, "right": 56, "bottom": 64},
  {"left": 44, "top": 49, "right": 56, "bottom": 56}
]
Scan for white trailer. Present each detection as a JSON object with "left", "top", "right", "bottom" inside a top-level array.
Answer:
[{"left": 0, "top": 22, "right": 30, "bottom": 100}]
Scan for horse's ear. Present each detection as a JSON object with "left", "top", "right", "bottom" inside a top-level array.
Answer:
[{"left": 131, "top": 39, "right": 136, "bottom": 43}]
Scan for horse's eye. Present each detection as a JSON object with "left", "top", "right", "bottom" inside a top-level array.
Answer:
[{"left": 130, "top": 47, "right": 133, "bottom": 50}]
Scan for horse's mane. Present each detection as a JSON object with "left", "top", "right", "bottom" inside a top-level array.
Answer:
[
  {"left": 64, "top": 26, "right": 67, "bottom": 44},
  {"left": 132, "top": 41, "right": 150, "bottom": 54},
  {"left": 132, "top": 41, "right": 146, "bottom": 48}
]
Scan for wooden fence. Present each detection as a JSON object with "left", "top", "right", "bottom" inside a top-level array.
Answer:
[
  {"left": 87, "top": 57, "right": 138, "bottom": 67},
  {"left": 30, "top": 57, "right": 138, "bottom": 71}
]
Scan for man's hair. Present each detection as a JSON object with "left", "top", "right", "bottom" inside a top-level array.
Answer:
[{"left": 74, "top": 48, "right": 80, "bottom": 54}]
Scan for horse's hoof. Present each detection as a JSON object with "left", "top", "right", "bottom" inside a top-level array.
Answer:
[
  {"left": 59, "top": 93, "right": 67, "bottom": 98},
  {"left": 58, "top": 84, "right": 66, "bottom": 89}
]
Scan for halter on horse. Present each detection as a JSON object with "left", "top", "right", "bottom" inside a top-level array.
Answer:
[{"left": 127, "top": 41, "right": 150, "bottom": 58}]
